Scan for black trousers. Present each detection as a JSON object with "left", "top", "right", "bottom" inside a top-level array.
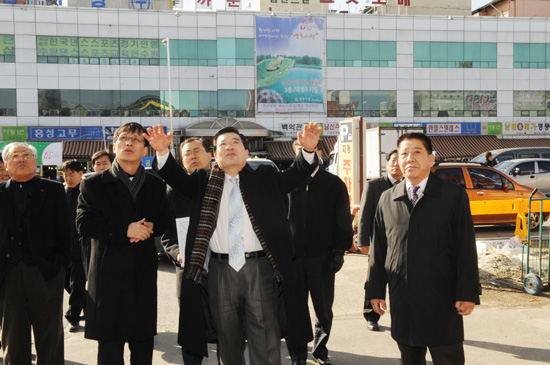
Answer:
[
  {"left": 98, "top": 338, "right": 154, "bottom": 365},
  {"left": 1, "top": 262, "right": 65, "bottom": 364},
  {"left": 363, "top": 254, "right": 381, "bottom": 323},
  {"left": 398, "top": 342, "right": 465, "bottom": 365},
  {"left": 64, "top": 257, "right": 87, "bottom": 323},
  {"left": 287, "top": 256, "right": 335, "bottom": 361}
]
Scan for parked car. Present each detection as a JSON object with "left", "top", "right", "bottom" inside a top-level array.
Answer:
[
  {"left": 471, "top": 147, "right": 550, "bottom": 165},
  {"left": 210, "top": 157, "right": 279, "bottom": 171},
  {"left": 494, "top": 158, "right": 550, "bottom": 196},
  {"left": 432, "top": 162, "right": 549, "bottom": 229}
]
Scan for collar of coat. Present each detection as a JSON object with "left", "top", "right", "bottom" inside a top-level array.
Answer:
[{"left": 389, "top": 172, "right": 444, "bottom": 203}]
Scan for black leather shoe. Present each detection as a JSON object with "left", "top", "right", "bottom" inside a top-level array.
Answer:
[
  {"left": 366, "top": 320, "right": 380, "bottom": 331},
  {"left": 313, "top": 356, "right": 332, "bottom": 365},
  {"left": 291, "top": 360, "right": 307, "bottom": 365},
  {"left": 69, "top": 321, "right": 80, "bottom": 332}
]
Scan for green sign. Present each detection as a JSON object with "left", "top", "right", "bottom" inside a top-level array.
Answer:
[
  {"left": 0, "top": 34, "right": 14, "bottom": 56},
  {"left": 2, "top": 127, "right": 27, "bottom": 141},
  {"left": 119, "top": 38, "right": 159, "bottom": 59},
  {"left": 379, "top": 123, "right": 393, "bottom": 127},
  {"left": 487, "top": 122, "right": 502, "bottom": 135},
  {"left": 36, "top": 36, "right": 79, "bottom": 57},
  {"left": 79, "top": 37, "right": 119, "bottom": 58}
]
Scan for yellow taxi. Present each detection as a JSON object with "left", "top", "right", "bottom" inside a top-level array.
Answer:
[{"left": 432, "top": 163, "right": 549, "bottom": 229}]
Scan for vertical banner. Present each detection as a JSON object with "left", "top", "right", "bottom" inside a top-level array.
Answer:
[{"left": 256, "top": 16, "right": 325, "bottom": 114}]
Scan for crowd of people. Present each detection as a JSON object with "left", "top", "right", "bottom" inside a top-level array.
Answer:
[{"left": 0, "top": 123, "right": 480, "bottom": 365}]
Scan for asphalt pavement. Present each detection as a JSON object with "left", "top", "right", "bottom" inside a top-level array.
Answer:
[{"left": 3, "top": 251, "right": 550, "bottom": 364}]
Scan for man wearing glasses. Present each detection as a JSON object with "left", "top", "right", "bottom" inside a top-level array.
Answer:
[
  {"left": 77, "top": 122, "right": 173, "bottom": 364},
  {"left": 0, "top": 142, "right": 71, "bottom": 364}
]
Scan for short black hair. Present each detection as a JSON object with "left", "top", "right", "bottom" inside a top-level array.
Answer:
[
  {"left": 213, "top": 127, "right": 248, "bottom": 152},
  {"left": 180, "top": 137, "right": 211, "bottom": 154},
  {"left": 397, "top": 133, "right": 433, "bottom": 155},
  {"left": 386, "top": 149, "right": 398, "bottom": 161},
  {"left": 91, "top": 150, "right": 114, "bottom": 165},
  {"left": 113, "top": 122, "right": 149, "bottom": 147},
  {"left": 62, "top": 160, "right": 83, "bottom": 173}
]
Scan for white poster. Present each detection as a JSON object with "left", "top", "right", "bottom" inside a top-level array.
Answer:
[{"left": 196, "top": 0, "right": 212, "bottom": 10}]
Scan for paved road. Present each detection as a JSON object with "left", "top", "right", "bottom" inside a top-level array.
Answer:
[{"left": 3, "top": 251, "right": 549, "bottom": 364}]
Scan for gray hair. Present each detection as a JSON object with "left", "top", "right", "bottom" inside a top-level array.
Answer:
[{"left": 2, "top": 142, "right": 38, "bottom": 161}]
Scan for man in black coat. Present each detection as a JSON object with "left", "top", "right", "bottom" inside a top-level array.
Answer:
[
  {"left": 145, "top": 123, "right": 320, "bottom": 364},
  {"left": 77, "top": 123, "right": 173, "bottom": 364},
  {"left": 0, "top": 142, "right": 71, "bottom": 364},
  {"left": 286, "top": 142, "right": 353, "bottom": 365},
  {"left": 62, "top": 159, "right": 86, "bottom": 333},
  {"left": 159, "top": 137, "right": 217, "bottom": 364},
  {"left": 357, "top": 149, "right": 402, "bottom": 331},
  {"left": 367, "top": 133, "right": 480, "bottom": 364}
]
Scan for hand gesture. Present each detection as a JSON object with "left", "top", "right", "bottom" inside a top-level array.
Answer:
[
  {"left": 128, "top": 218, "right": 154, "bottom": 243},
  {"left": 143, "top": 125, "right": 172, "bottom": 156},
  {"left": 297, "top": 123, "right": 322, "bottom": 151}
]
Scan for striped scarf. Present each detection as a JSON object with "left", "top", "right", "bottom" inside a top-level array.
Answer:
[{"left": 185, "top": 164, "right": 282, "bottom": 285}]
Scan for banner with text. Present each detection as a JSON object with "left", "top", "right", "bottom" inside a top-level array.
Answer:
[
  {"left": 0, "top": 142, "right": 62, "bottom": 166},
  {"left": 256, "top": 16, "right": 325, "bottom": 114}
]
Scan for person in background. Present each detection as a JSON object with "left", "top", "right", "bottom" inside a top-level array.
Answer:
[
  {"left": 0, "top": 142, "right": 71, "bottom": 364},
  {"left": 285, "top": 141, "right": 353, "bottom": 365},
  {"left": 367, "top": 133, "right": 480, "bottom": 365},
  {"left": 485, "top": 151, "right": 495, "bottom": 167},
  {"left": 91, "top": 150, "right": 114, "bottom": 173},
  {"left": 160, "top": 137, "right": 217, "bottom": 364},
  {"left": 77, "top": 123, "right": 173, "bottom": 364},
  {"left": 62, "top": 160, "right": 86, "bottom": 333},
  {"left": 357, "top": 149, "right": 402, "bottom": 332},
  {"left": 0, "top": 155, "right": 10, "bottom": 182}
]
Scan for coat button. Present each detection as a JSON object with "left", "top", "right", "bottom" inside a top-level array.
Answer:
[{"left": 6, "top": 254, "right": 10, "bottom": 258}]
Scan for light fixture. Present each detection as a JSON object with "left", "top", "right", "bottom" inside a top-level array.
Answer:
[
  {"left": 447, "top": 15, "right": 453, "bottom": 20},
  {"left": 174, "top": 11, "right": 180, "bottom": 17},
  {"left": 271, "top": 11, "right": 275, "bottom": 17}
]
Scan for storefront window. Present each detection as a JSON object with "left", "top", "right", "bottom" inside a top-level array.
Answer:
[{"left": 0, "top": 89, "right": 16, "bottom": 116}]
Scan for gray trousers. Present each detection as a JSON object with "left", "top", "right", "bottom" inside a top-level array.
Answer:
[
  {"left": 1, "top": 261, "right": 65, "bottom": 365},
  {"left": 208, "top": 255, "right": 281, "bottom": 365}
]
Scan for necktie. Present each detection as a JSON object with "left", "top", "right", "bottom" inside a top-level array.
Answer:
[
  {"left": 410, "top": 185, "right": 420, "bottom": 207},
  {"left": 228, "top": 177, "right": 245, "bottom": 272}
]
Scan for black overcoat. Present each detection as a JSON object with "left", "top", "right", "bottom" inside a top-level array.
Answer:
[
  {"left": 76, "top": 170, "right": 173, "bottom": 341},
  {"left": 366, "top": 173, "right": 480, "bottom": 347},
  {"left": 357, "top": 175, "right": 393, "bottom": 247},
  {"left": 0, "top": 178, "right": 71, "bottom": 286},
  {"left": 155, "top": 153, "right": 316, "bottom": 356}
]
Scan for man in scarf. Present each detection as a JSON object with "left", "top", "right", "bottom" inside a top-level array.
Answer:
[
  {"left": 145, "top": 123, "right": 321, "bottom": 365},
  {"left": 77, "top": 122, "right": 174, "bottom": 364}
]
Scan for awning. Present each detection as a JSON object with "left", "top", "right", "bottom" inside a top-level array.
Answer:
[
  {"left": 264, "top": 136, "right": 337, "bottom": 161},
  {"left": 63, "top": 141, "right": 108, "bottom": 160},
  {"left": 431, "top": 135, "right": 550, "bottom": 160},
  {"left": 185, "top": 117, "right": 271, "bottom": 137}
]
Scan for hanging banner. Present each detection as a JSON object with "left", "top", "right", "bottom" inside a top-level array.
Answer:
[
  {"left": 0, "top": 142, "right": 62, "bottom": 166},
  {"left": 256, "top": 16, "right": 325, "bottom": 114}
]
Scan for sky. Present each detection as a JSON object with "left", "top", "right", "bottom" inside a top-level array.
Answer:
[{"left": 471, "top": 0, "right": 491, "bottom": 11}]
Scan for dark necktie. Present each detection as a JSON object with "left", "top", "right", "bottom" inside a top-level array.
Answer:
[{"left": 410, "top": 185, "right": 420, "bottom": 207}]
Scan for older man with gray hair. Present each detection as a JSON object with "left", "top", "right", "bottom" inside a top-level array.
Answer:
[{"left": 0, "top": 142, "right": 71, "bottom": 364}]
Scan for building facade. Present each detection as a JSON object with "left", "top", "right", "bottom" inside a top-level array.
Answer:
[{"left": 1, "top": 4, "right": 550, "bottom": 163}]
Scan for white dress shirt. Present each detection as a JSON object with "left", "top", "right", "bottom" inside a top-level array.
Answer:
[{"left": 405, "top": 176, "right": 429, "bottom": 203}]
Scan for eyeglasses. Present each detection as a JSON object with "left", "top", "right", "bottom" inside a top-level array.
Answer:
[
  {"left": 9, "top": 152, "right": 34, "bottom": 162},
  {"left": 118, "top": 135, "right": 144, "bottom": 144},
  {"left": 183, "top": 149, "right": 205, "bottom": 158}
]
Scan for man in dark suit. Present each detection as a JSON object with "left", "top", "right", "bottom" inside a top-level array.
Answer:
[
  {"left": 357, "top": 149, "right": 402, "bottom": 331},
  {"left": 0, "top": 142, "right": 71, "bottom": 364},
  {"left": 145, "top": 123, "right": 320, "bottom": 364},
  {"left": 159, "top": 137, "right": 217, "bottom": 364},
  {"left": 286, "top": 142, "right": 353, "bottom": 365},
  {"left": 77, "top": 123, "right": 173, "bottom": 364},
  {"left": 62, "top": 160, "right": 86, "bottom": 333},
  {"left": 367, "top": 133, "right": 480, "bottom": 364}
]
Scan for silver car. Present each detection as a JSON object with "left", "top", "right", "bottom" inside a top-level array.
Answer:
[{"left": 494, "top": 158, "right": 550, "bottom": 196}]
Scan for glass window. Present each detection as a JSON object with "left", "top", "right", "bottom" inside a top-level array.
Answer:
[
  {"left": 218, "top": 90, "right": 255, "bottom": 117},
  {"left": 38, "top": 89, "right": 80, "bottom": 116},
  {"left": 363, "top": 91, "right": 396, "bottom": 117},
  {"left": 515, "top": 162, "right": 536, "bottom": 175},
  {"left": 178, "top": 91, "right": 199, "bottom": 117},
  {"left": 80, "top": 90, "right": 121, "bottom": 117},
  {"left": 327, "top": 90, "right": 362, "bottom": 117},
  {"left": 537, "top": 161, "right": 550, "bottom": 173},
  {"left": 198, "top": 40, "right": 217, "bottom": 66},
  {"left": 514, "top": 91, "right": 546, "bottom": 116},
  {"left": 198, "top": 91, "right": 217, "bottom": 117},
  {"left": 464, "top": 91, "right": 497, "bottom": 111},
  {"left": 0, "top": 89, "right": 16, "bottom": 116},
  {"left": 327, "top": 41, "right": 345, "bottom": 64},
  {"left": 121, "top": 90, "right": 161, "bottom": 117},
  {"left": 414, "top": 42, "right": 495, "bottom": 68},
  {"left": 468, "top": 168, "right": 514, "bottom": 190},
  {"left": 379, "top": 42, "right": 396, "bottom": 61},
  {"left": 433, "top": 168, "right": 466, "bottom": 188},
  {"left": 345, "top": 40, "right": 361, "bottom": 66}
]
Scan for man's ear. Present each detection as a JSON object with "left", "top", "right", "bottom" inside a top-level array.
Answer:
[{"left": 245, "top": 149, "right": 249, "bottom": 158}]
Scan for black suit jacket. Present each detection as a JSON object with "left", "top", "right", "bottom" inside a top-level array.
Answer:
[
  {"left": 357, "top": 175, "right": 394, "bottom": 247},
  {"left": 155, "top": 152, "right": 316, "bottom": 356},
  {"left": 367, "top": 173, "right": 480, "bottom": 347},
  {"left": 0, "top": 178, "right": 71, "bottom": 285}
]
